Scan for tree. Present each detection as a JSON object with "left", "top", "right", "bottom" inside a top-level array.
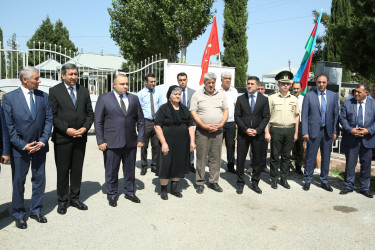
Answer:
[
  {"left": 222, "top": 0, "right": 248, "bottom": 88},
  {"left": 26, "top": 16, "right": 77, "bottom": 65},
  {"left": 0, "top": 27, "right": 6, "bottom": 79},
  {"left": 108, "top": 0, "right": 214, "bottom": 65},
  {"left": 338, "top": 0, "right": 375, "bottom": 82},
  {"left": 6, "top": 33, "right": 22, "bottom": 79}
]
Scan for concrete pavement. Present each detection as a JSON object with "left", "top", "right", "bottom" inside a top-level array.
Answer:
[{"left": 0, "top": 135, "right": 374, "bottom": 249}]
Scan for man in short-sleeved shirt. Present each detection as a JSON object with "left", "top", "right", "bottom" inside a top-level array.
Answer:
[
  {"left": 268, "top": 71, "right": 299, "bottom": 190},
  {"left": 219, "top": 72, "right": 238, "bottom": 174},
  {"left": 190, "top": 72, "right": 228, "bottom": 194}
]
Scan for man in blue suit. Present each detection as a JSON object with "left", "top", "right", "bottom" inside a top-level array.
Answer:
[
  {"left": 302, "top": 74, "right": 338, "bottom": 192},
  {"left": 95, "top": 74, "right": 145, "bottom": 206},
  {"left": 0, "top": 105, "right": 10, "bottom": 174},
  {"left": 2, "top": 67, "right": 53, "bottom": 229},
  {"left": 339, "top": 83, "right": 375, "bottom": 198}
]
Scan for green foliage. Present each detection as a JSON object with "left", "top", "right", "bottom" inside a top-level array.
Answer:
[
  {"left": 6, "top": 34, "right": 22, "bottom": 79},
  {"left": 26, "top": 16, "right": 77, "bottom": 66},
  {"left": 0, "top": 27, "right": 6, "bottom": 79},
  {"left": 222, "top": 0, "right": 248, "bottom": 88},
  {"left": 108, "top": 0, "right": 214, "bottom": 65}
]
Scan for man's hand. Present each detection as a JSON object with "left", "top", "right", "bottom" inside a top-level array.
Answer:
[
  {"left": 1, "top": 155, "right": 10, "bottom": 164},
  {"left": 98, "top": 143, "right": 107, "bottom": 151},
  {"left": 246, "top": 128, "right": 257, "bottom": 137},
  {"left": 302, "top": 134, "right": 309, "bottom": 141},
  {"left": 294, "top": 133, "right": 298, "bottom": 142},
  {"left": 332, "top": 134, "right": 338, "bottom": 141},
  {"left": 66, "top": 127, "right": 87, "bottom": 138},
  {"left": 76, "top": 127, "right": 87, "bottom": 136},
  {"left": 190, "top": 142, "right": 196, "bottom": 152},
  {"left": 137, "top": 142, "right": 144, "bottom": 147},
  {"left": 265, "top": 133, "right": 271, "bottom": 142},
  {"left": 25, "top": 141, "right": 44, "bottom": 154}
]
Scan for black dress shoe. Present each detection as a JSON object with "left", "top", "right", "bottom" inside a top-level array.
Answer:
[
  {"left": 170, "top": 191, "right": 183, "bottom": 198},
  {"left": 271, "top": 180, "right": 278, "bottom": 189},
  {"left": 252, "top": 185, "right": 262, "bottom": 194},
  {"left": 302, "top": 182, "right": 310, "bottom": 191},
  {"left": 280, "top": 180, "right": 291, "bottom": 189},
  {"left": 107, "top": 196, "right": 118, "bottom": 207},
  {"left": 30, "top": 214, "right": 47, "bottom": 223},
  {"left": 209, "top": 183, "right": 223, "bottom": 192},
  {"left": 125, "top": 193, "right": 141, "bottom": 203},
  {"left": 321, "top": 182, "right": 333, "bottom": 192},
  {"left": 140, "top": 167, "right": 147, "bottom": 175},
  {"left": 15, "top": 218, "right": 27, "bottom": 229},
  {"left": 359, "top": 190, "right": 373, "bottom": 198},
  {"left": 227, "top": 168, "right": 236, "bottom": 174},
  {"left": 151, "top": 167, "right": 156, "bottom": 173},
  {"left": 196, "top": 185, "right": 204, "bottom": 194},
  {"left": 70, "top": 200, "right": 88, "bottom": 210},
  {"left": 339, "top": 188, "right": 353, "bottom": 195},
  {"left": 236, "top": 186, "right": 243, "bottom": 194},
  {"left": 57, "top": 202, "right": 68, "bottom": 215}
]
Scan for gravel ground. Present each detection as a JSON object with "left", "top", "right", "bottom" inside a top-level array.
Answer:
[{"left": 0, "top": 135, "right": 374, "bottom": 249}]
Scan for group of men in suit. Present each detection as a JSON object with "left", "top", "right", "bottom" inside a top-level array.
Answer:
[
  {"left": 2, "top": 64, "right": 94, "bottom": 229},
  {"left": 2, "top": 65, "right": 374, "bottom": 230}
]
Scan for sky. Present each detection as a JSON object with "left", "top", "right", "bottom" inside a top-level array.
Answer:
[{"left": 0, "top": 0, "right": 332, "bottom": 79}]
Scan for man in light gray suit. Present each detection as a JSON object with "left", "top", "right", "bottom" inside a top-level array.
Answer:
[
  {"left": 177, "top": 72, "right": 196, "bottom": 173},
  {"left": 302, "top": 74, "right": 339, "bottom": 192}
]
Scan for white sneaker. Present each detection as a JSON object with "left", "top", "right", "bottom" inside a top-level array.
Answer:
[{"left": 314, "top": 168, "right": 321, "bottom": 174}]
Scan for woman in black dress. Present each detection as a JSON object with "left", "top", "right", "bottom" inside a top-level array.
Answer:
[{"left": 154, "top": 85, "right": 196, "bottom": 200}]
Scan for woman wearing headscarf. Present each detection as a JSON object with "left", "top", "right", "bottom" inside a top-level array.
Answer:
[{"left": 154, "top": 85, "right": 196, "bottom": 200}]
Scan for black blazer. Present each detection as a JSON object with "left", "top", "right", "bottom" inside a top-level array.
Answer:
[
  {"left": 235, "top": 93, "right": 270, "bottom": 140},
  {"left": 49, "top": 82, "right": 94, "bottom": 145}
]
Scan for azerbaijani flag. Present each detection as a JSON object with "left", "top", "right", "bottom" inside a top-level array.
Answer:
[{"left": 294, "top": 10, "right": 323, "bottom": 95}]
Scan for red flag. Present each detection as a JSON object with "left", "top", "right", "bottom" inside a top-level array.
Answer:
[{"left": 199, "top": 17, "right": 220, "bottom": 85}]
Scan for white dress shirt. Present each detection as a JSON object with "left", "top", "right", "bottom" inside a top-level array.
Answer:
[
  {"left": 20, "top": 85, "right": 35, "bottom": 111},
  {"left": 220, "top": 86, "right": 238, "bottom": 122},
  {"left": 114, "top": 91, "right": 129, "bottom": 110}
]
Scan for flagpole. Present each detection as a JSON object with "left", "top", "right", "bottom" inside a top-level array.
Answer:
[{"left": 218, "top": 52, "right": 222, "bottom": 79}]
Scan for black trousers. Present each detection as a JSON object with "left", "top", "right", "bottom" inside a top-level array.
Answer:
[
  {"left": 293, "top": 122, "right": 304, "bottom": 168},
  {"left": 55, "top": 140, "right": 87, "bottom": 202},
  {"left": 141, "top": 119, "right": 159, "bottom": 170},
  {"left": 236, "top": 136, "right": 263, "bottom": 186},
  {"left": 223, "top": 122, "right": 236, "bottom": 169}
]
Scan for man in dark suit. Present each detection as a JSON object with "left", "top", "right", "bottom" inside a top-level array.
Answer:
[
  {"left": 95, "top": 74, "right": 145, "bottom": 206},
  {"left": 3, "top": 67, "right": 52, "bottom": 229},
  {"left": 0, "top": 105, "right": 10, "bottom": 174},
  {"left": 339, "top": 83, "right": 375, "bottom": 198},
  {"left": 177, "top": 72, "right": 196, "bottom": 173},
  {"left": 234, "top": 76, "right": 270, "bottom": 194},
  {"left": 302, "top": 74, "right": 339, "bottom": 192},
  {"left": 49, "top": 63, "right": 94, "bottom": 214}
]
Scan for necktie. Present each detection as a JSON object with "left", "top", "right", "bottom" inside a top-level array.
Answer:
[
  {"left": 250, "top": 94, "right": 255, "bottom": 127},
  {"left": 29, "top": 91, "right": 36, "bottom": 119},
  {"left": 357, "top": 102, "right": 363, "bottom": 128},
  {"left": 150, "top": 90, "right": 155, "bottom": 117},
  {"left": 69, "top": 86, "right": 76, "bottom": 107},
  {"left": 320, "top": 92, "right": 326, "bottom": 127},
  {"left": 182, "top": 89, "right": 186, "bottom": 106},
  {"left": 119, "top": 95, "right": 127, "bottom": 117}
]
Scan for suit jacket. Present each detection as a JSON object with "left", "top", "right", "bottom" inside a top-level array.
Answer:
[
  {"left": 49, "top": 82, "right": 94, "bottom": 145},
  {"left": 0, "top": 105, "right": 10, "bottom": 157},
  {"left": 339, "top": 97, "right": 375, "bottom": 149},
  {"left": 2, "top": 88, "right": 53, "bottom": 157},
  {"left": 302, "top": 89, "right": 339, "bottom": 139},
  {"left": 186, "top": 87, "right": 195, "bottom": 109},
  {"left": 94, "top": 91, "right": 145, "bottom": 149},
  {"left": 235, "top": 93, "right": 270, "bottom": 140}
]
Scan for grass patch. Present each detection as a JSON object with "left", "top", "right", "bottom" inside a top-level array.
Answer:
[{"left": 330, "top": 169, "right": 375, "bottom": 192}]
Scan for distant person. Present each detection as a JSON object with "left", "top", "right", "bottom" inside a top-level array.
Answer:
[
  {"left": 302, "top": 74, "right": 339, "bottom": 192},
  {"left": 190, "top": 72, "right": 228, "bottom": 194},
  {"left": 370, "top": 85, "right": 375, "bottom": 100},
  {"left": 138, "top": 73, "right": 163, "bottom": 175},
  {"left": 339, "top": 83, "right": 375, "bottom": 198},
  {"left": 268, "top": 71, "right": 299, "bottom": 189},
  {"left": 154, "top": 85, "right": 195, "bottom": 200},
  {"left": 3, "top": 67, "right": 53, "bottom": 229},
  {"left": 94, "top": 74, "right": 145, "bottom": 206},
  {"left": 219, "top": 72, "right": 238, "bottom": 174},
  {"left": 235, "top": 76, "right": 269, "bottom": 194},
  {"left": 346, "top": 88, "right": 355, "bottom": 100},
  {"left": 0, "top": 104, "right": 10, "bottom": 174},
  {"left": 291, "top": 82, "right": 304, "bottom": 175},
  {"left": 49, "top": 63, "right": 94, "bottom": 214},
  {"left": 177, "top": 72, "right": 196, "bottom": 173}
]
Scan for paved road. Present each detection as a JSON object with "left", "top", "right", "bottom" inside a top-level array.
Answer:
[{"left": 0, "top": 135, "right": 374, "bottom": 249}]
